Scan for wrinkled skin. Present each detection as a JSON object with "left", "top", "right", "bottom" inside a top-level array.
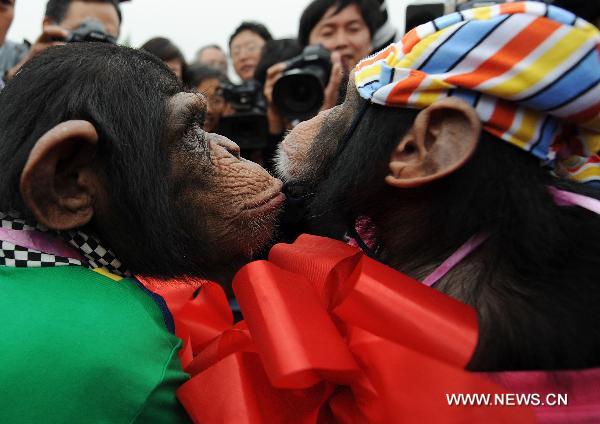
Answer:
[
  {"left": 167, "top": 93, "right": 284, "bottom": 278},
  {"left": 11, "top": 43, "right": 284, "bottom": 296}
]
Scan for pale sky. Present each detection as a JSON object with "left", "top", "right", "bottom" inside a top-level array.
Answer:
[{"left": 7, "top": 0, "right": 412, "bottom": 63}]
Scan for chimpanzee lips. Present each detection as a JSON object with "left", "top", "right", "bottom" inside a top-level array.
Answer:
[{"left": 242, "top": 187, "right": 286, "bottom": 217}]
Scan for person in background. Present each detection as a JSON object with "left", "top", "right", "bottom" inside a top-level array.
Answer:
[
  {"left": 228, "top": 21, "right": 272, "bottom": 82},
  {"left": 257, "top": 0, "right": 382, "bottom": 159},
  {"left": 185, "top": 63, "right": 229, "bottom": 134},
  {"left": 253, "top": 38, "right": 303, "bottom": 171},
  {"left": 0, "top": 0, "right": 14, "bottom": 54},
  {"left": 268, "top": 0, "right": 380, "bottom": 117},
  {"left": 4, "top": 0, "right": 122, "bottom": 82},
  {"left": 195, "top": 43, "right": 228, "bottom": 74},
  {"left": 298, "top": 0, "right": 378, "bottom": 74},
  {"left": 140, "top": 36, "right": 187, "bottom": 81},
  {"left": 0, "top": 0, "right": 27, "bottom": 86},
  {"left": 44, "top": 0, "right": 120, "bottom": 36}
]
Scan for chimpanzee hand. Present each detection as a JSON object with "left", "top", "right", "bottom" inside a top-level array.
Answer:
[{"left": 5, "top": 25, "right": 69, "bottom": 80}]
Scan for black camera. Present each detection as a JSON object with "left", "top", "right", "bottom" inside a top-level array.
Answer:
[
  {"left": 272, "top": 44, "right": 331, "bottom": 122},
  {"left": 219, "top": 80, "right": 269, "bottom": 151},
  {"left": 456, "top": 1, "right": 505, "bottom": 11},
  {"left": 54, "top": 19, "right": 117, "bottom": 44}
]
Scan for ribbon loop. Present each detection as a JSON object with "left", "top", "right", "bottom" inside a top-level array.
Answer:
[{"left": 146, "top": 235, "right": 534, "bottom": 423}]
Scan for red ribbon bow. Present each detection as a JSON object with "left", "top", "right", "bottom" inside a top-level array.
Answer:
[{"left": 141, "top": 235, "right": 534, "bottom": 423}]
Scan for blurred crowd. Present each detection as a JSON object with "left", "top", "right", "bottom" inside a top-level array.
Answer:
[
  {"left": 1, "top": 1, "right": 600, "bottom": 422},
  {"left": 0, "top": 0, "right": 426, "bottom": 170},
  {"left": 2, "top": 0, "right": 598, "bottom": 171}
]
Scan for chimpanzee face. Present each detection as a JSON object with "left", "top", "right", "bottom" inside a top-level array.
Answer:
[
  {"left": 9, "top": 43, "right": 285, "bottom": 286},
  {"left": 275, "top": 78, "right": 360, "bottom": 184},
  {"left": 166, "top": 92, "right": 284, "bottom": 267}
]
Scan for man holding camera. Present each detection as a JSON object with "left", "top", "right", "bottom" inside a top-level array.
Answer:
[
  {"left": 261, "top": 0, "right": 379, "bottom": 141},
  {"left": 3, "top": 0, "right": 121, "bottom": 82}
]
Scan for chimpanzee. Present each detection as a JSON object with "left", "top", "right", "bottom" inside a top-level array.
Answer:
[
  {"left": 276, "top": 2, "right": 600, "bottom": 373},
  {"left": 0, "top": 43, "right": 283, "bottom": 422}
]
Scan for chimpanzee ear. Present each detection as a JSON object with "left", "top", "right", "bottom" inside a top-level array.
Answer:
[
  {"left": 20, "top": 120, "right": 100, "bottom": 230},
  {"left": 385, "top": 97, "right": 481, "bottom": 188}
]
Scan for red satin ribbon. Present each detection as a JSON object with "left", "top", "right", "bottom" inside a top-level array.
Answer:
[{"left": 141, "top": 235, "right": 535, "bottom": 423}]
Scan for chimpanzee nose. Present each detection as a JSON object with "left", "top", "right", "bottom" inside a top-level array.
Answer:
[{"left": 212, "top": 134, "right": 241, "bottom": 159}]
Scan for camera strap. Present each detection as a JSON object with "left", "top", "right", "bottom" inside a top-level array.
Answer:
[
  {"left": 281, "top": 101, "right": 371, "bottom": 240},
  {"left": 334, "top": 100, "right": 370, "bottom": 158},
  {"left": 334, "top": 100, "right": 381, "bottom": 257}
]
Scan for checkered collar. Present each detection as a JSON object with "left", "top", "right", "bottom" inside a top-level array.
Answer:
[{"left": 0, "top": 211, "right": 129, "bottom": 276}]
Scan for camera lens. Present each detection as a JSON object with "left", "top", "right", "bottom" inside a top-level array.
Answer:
[{"left": 273, "top": 69, "right": 325, "bottom": 121}]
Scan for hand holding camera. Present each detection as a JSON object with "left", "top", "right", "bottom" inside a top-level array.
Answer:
[
  {"left": 263, "top": 45, "right": 344, "bottom": 127},
  {"left": 321, "top": 50, "right": 344, "bottom": 112},
  {"left": 262, "top": 61, "right": 288, "bottom": 135},
  {"left": 5, "top": 19, "right": 115, "bottom": 81},
  {"left": 219, "top": 80, "right": 269, "bottom": 151},
  {"left": 5, "top": 25, "right": 67, "bottom": 80}
]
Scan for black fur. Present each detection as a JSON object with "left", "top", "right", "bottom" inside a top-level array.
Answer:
[
  {"left": 308, "top": 102, "right": 600, "bottom": 371},
  {"left": 0, "top": 43, "right": 216, "bottom": 278}
]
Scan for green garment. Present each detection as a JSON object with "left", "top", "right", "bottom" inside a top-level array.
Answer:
[{"left": 0, "top": 266, "right": 191, "bottom": 423}]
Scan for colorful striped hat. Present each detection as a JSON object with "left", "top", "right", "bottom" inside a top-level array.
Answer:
[{"left": 354, "top": 2, "right": 600, "bottom": 185}]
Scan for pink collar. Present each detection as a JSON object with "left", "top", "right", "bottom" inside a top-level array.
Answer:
[
  {"left": 0, "top": 227, "right": 83, "bottom": 260},
  {"left": 482, "top": 367, "right": 600, "bottom": 423},
  {"left": 422, "top": 232, "right": 489, "bottom": 287},
  {"left": 422, "top": 187, "right": 600, "bottom": 287}
]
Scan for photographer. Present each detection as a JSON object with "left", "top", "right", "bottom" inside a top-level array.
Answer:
[
  {"left": 259, "top": 0, "right": 380, "bottom": 143},
  {"left": 4, "top": 0, "right": 121, "bottom": 81},
  {"left": 299, "top": 0, "right": 379, "bottom": 74},
  {"left": 228, "top": 21, "right": 272, "bottom": 82},
  {"left": 194, "top": 44, "right": 228, "bottom": 74},
  {"left": 140, "top": 37, "right": 186, "bottom": 81},
  {"left": 0, "top": 0, "right": 27, "bottom": 88},
  {"left": 185, "top": 63, "right": 229, "bottom": 134},
  {"left": 254, "top": 38, "right": 303, "bottom": 163}
]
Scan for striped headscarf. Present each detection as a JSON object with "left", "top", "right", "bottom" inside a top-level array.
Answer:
[{"left": 354, "top": 2, "right": 600, "bottom": 185}]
